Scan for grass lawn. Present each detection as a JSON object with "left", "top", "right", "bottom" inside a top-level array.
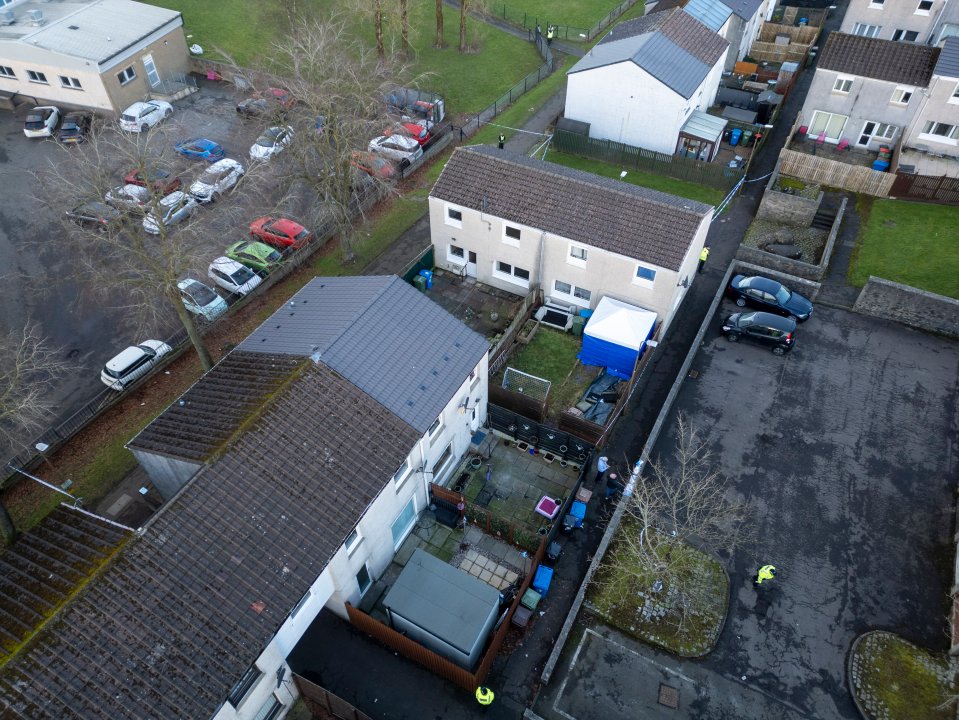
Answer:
[
  {"left": 850, "top": 198, "right": 959, "bottom": 299},
  {"left": 488, "top": 0, "right": 629, "bottom": 32},
  {"left": 850, "top": 631, "right": 957, "bottom": 720},
  {"left": 588, "top": 517, "right": 728, "bottom": 657},
  {"left": 546, "top": 150, "right": 727, "bottom": 206}
]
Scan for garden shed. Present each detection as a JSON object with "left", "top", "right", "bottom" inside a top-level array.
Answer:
[
  {"left": 577, "top": 297, "right": 657, "bottom": 379},
  {"left": 382, "top": 549, "right": 500, "bottom": 669}
]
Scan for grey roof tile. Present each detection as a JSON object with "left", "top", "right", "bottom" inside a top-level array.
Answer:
[
  {"left": 819, "top": 32, "right": 939, "bottom": 86},
  {"left": 721, "top": 0, "right": 764, "bottom": 21},
  {"left": 935, "top": 37, "right": 959, "bottom": 79},
  {"left": 430, "top": 146, "right": 713, "bottom": 271},
  {"left": 684, "top": 0, "right": 733, "bottom": 32}
]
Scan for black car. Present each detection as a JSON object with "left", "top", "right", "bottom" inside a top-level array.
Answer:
[
  {"left": 58, "top": 113, "right": 92, "bottom": 144},
  {"left": 66, "top": 201, "right": 122, "bottom": 230},
  {"left": 721, "top": 312, "right": 796, "bottom": 355},
  {"left": 726, "top": 275, "right": 813, "bottom": 321}
]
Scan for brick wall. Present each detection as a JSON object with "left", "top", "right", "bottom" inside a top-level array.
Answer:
[
  {"left": 853, "top": 277, "right": 959, "bottom": 338},
  {"left": 735, "top": 245, "right": 825, "bottom": 281}
]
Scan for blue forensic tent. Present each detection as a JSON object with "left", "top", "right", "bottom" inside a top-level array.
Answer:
[{"left": 577, "top": 297, "right": 657, "bottom": 379}]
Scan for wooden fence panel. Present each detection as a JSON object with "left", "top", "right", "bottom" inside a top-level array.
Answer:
[
  {"left": 489, "top": 385, "right": 547, "bottom": 423},
  {"left": 889, "top": 172, "right": 959, "bottom": 205},
  {"left": 293, "top": 675, "right": 373, "bottom": 720},
  {"left": 758, "top": 23, "right": 818, "bottom": 43},
  {"left": 749, "top": 41, "right": 811, "bottom": 64},
  {"left": 779, "top": 149, "right": 895, "bottom": 196}
]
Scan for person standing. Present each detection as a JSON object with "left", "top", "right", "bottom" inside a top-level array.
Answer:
[
  {"left": 498, "top": 132, "right": 506, "bottom": 150},
  {"left": 604, "top": 472, "right": 620, "bottom": 499},
  {"left": 475, "top": 686, "right": 495, "bottom": 710},
  {"left": 535, "top": 24, "right": 541, "bottom": 43},
  {"left": 595, "top": 456, "right": 609, "bottom": 485},
  {"left": 754, "top": 565, "right": 776, "bottom": 587},
  {"left": 546, "top": 24, "right": 555, "bottom": 45},
  {"left": 698, "top": 245, "right": 710, "bottom": 273}
]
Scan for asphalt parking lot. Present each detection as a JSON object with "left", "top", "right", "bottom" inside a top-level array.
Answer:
[
  {"left": 536, "top": 302, "right": 959, "bottom": 720},
  {"left": 0, "top": 79, "right": 315, "bottom": 452}
]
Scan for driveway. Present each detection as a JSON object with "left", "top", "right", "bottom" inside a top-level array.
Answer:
[{"left": 536, "top": 304, "right": 959, "bottom": 720}]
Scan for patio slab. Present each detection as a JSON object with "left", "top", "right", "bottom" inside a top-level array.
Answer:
[{"left": 420, "top": 269, "right": 525, "bottom": 342}]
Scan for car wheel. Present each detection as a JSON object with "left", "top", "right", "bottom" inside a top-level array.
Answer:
[
  {"left": 140, "top": 124, "right": 149, "bottom": 133},
  {"left": 163, "top": 109, "right": 172, "bottom": 119},
  {"left": 735, "top": 297, "right": 746, "bottom": 307},
  {"left": 772, "top": 346, "right": 786, "bottom": 356},
  {"left": 725, "top": 332, "right": 739, "bottom": 342}
]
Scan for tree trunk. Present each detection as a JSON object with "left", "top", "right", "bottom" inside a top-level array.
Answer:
[
  {"left": 434, "top": 0, "right": 444, "bottom": 47},
  {"left": 459, "top": 0, "right": 468, "bottom": 51},
  {"left": 173, "top": 295, "right": 213, "bottom": 372},
  {"left": 400, "top": 0, "right": 412, "bottom": 55},
  {"left": 373, "top": 0, "right": 385, "bottom": 60},
  {"left": 0, "top": 501, "right": 16, "bottom": 546}
]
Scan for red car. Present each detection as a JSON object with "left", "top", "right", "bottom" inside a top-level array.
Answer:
[
  {"left": 351, "top": 151, "right": 399, "bottom": 180},
  {"left": 123, "top": 168, "right": 181, "bottom": 194},
  {"left": 236, "top": 87, "right": 296, "bottom": 116},
  {"left": 249, "top": 216, "right": 313, "bottom": 250},
  {"left": 384, "top": 121, "right": 431, "bottom": 147}
]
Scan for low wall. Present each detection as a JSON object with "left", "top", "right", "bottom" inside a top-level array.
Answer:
[
  {"left": 757, "top": 186, "right": 822, "bottom": 225},
  {"left": 736, "top": 245, "right": 825, "bottom": 282},
  {"left": 733, "top": 260, "right": 822, "bottom": 299},
  {"left": 853, "top": 277, "right": 959, "bottom": 338}
]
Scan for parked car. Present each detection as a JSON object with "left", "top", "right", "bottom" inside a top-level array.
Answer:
[
  {"left": 368, "top": 134, "right": 423, "bottom": 163},
  {"left": 236, "top": 87, "right": 295, "bottom": 116},
  {"left": 142, "top": 191, "right": 198, "bottom": 234},
  {"left": 384, "top": 121, "right": 430, "bottom": 147},
  {"left": 57, "top": 112, "right": 92, "bottom": 144},
  {"left": 208, "top": 257, "right": 262, "bottom": 296},
  {"left": 226, "top": 240, "right": 283, "bottom": 275},
  {"left": 100, "top": 339, "right": 172, "bottom": 390},
  {"left": 249, "top": 216, "right": 313, "bottom": 250},
  {"left": 105, "top": 184, "right": 151, "bottom": 213},
  {"left": 188, "top": 158, "right": 245, "bottom": 203},
  {"left": 249, "top": 126, "right": 293, "bottom": 160},
  {"left": 721, "top": 312, "right": 796, "bottom": 355},
  {"left": 351, "top": 151, "right": 399, "bottom": 180},
  {"left": 175, "top": 137, "right": 225, "bottom": 161},
  {"left": 726, "top": 275, "right": 813, "bottom": 321},
  {"left": 66, "top": 201, "right": 122, "bottom": 230},
  {"left": 119, "top": 100, "right": 173, "bottom": 133},
  {"left": 178, "top": 278, "right": 228, "bottom": 320},
  {"left": 124, "top": 167, "right": 181, "bottom": 194},
  {"left": 23, "top": 106, "right": 60, "bottom": 138}
]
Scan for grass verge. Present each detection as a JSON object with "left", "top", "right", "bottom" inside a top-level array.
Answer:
[
  {"left": 850, "top": 631, "right": 957, "bottom": 720},
  {"left": 850, "top": 198, "right": 959, "bottom": 299}
]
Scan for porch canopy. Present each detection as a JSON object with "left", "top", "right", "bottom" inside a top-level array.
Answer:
[
  {"left": 678, "top": 110, "right": 728, "bottom": 161},
  {"left": 577, "top": 296, "right": 657, "bottom": 379}
]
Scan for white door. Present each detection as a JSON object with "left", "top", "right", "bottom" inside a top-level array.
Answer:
[
  {"left": 142, "top": 54, "right": 160, "bottom": 88},
  {"left": 466, "top": 251, "right": 477, "bottom": 278}
]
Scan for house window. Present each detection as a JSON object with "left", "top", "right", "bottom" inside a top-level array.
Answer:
[
  {"left": 635, "top": 265, "right": 657, "bottom": 283},
  {"left": 116, "top": 66, "right": 136, "bottom": 85},
  {"left": 921, "top": 121, "right": 958, "bottom": 140},
  {"left": 852, "top": 22, "right": 881, "bottom": 37},
  {"left": 344, "top": 528, "right": 362, "bottom": 555},
  {"left": 432, "top": 442, "right": 454, "bottom": 478},
  {"left": 356, "top": 563, "right": 372, "bottom": 594},
  {"left": 228, "top": 666, "right": 263, "bottom": 707},
  {"left": 809, "top": 110, "right": 848, "bottom": 142},
  {"left": 493, "top": 261, "right": 530, "bottom": 287},
  {"left": 950, "top": 83, "right": 959, "bottom": 103},
  {"left": 569, "top": 245, "right": 588, "bottom": 261},
  {"left": 0, "top": 66, "right": 14, "bottom": 78},
  {"left": 26, "top": 70, "right": 47, "bottom": 84},
  {"left": 504, "top": 226, "right": 521, "bottom": 247},
  {"left": 857, "top": 121, "right": 897, "bottom": 146},
  {"left": 393, "top": 458, "right": 411, "bottom": 488},
  {"left": 554, "top": 279, "right": 591, "bottom": 305},
  {"left": 890, "top": 87, "right": 913, "bottom": 104},
  {"left": 832, "top": 77, "right": 853, "bottom": 93},
  {"left": 290, "top": 589, "right": 312, "bottom": 618},
  {"left": 573, "top": 286, "right": 591, "bottom": 301},
  {"left": 916, "top": 0, "right": 933, "bottom": 13},
  {"left": 554, "top": 280, "right": 572, "bottom": 295},
  {"left": 446, "top": 205, "right": 463, "bottom": 228},
  {"left": 59, "top": 76, "right": 82, "bottom": 90},
  {"left": 448, "top": 243, "right": 466, "bottom": 264},
  {"left": 868, "top": 0, "right": 884, "bottom": 6},
  {"left": 891, "top": 29, "right": 919, "bottom": 41},
  {"left": 428, "top": 415, "right": 443, "bottom": 441},
  {"left": 252, "top": 695, "right": 283, "bottom": 720},
  {"left": 390, "top": 497, "right": 417, "bottom": 548}
]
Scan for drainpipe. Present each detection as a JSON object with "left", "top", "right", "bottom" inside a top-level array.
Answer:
[{"left": 537, "top": 230, "right": 547, "bottom": 295}]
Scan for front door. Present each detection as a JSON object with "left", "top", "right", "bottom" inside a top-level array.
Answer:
[
  {"left": 466, "top": 251, "right": 477, "bottom": 278},
  {"left": 142, "top": 54, "right": 160, "bottom": 88}
]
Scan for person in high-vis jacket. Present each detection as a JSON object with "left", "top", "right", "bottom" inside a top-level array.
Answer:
[
  {"left": 754, "top": 565, "right": 776, "bottom": 586},
  {"left": 476, "top": 685, "right": 495, "bottom": 707}
]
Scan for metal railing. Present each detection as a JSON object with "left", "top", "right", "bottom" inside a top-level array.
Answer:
[{"left": 493, "top": 0, "right": 642, "bottom": 42}]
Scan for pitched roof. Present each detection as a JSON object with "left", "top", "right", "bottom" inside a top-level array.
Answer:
[
  {"left": 935, "top": 37, "right": 959, "bottom": 79},
  {"left": 683, "top": 0, "right": 733, "bottom": 33},
  {"left": 575, "top": 8, "right": 728, "bottom": 98},
  {"left": 240, "top": 276, "right": 488, "bottom": 433},
  {"left": 818, "top": 32, "right": 939, "bottom": 86},
  {"left": 721, "top": 0, "right": 765, "bottom": 21},
  {"left": 0, "top": 364, "right": 421, "bottom": 720},
  {"left": 127, "top": 352, "right": 304, "bottom": 461},
  {"left": 430, "top": 146, "right": 713, "bottom": 271}
]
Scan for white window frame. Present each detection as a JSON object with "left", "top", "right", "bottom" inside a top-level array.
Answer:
[
  {"left": 949, "top": 82, "right": 959, "bottom": 105},
  {"left": 447, "top": 243, "right": 466, "bottom": 266},
  {"left": 868, "top": 0, "right": 884, "bottom": 7},
  {"left": 59, "top": 75, "right": 82, "bottom": 90},
  {"left": 553, "top": 279, "right": 591, "bottom": 307},
  {"left": 857, "top": 121, "right": 897, "bottom": 147},
  {"left": 852, "top": 22, "right": 881, "bottom": 37},
  {"left": 356, "top": 562, "right": 373, "bottom": 595},
  {"left": 633, "top": 264, "right": 657, "bottom": 287},
  {"left": 0, "top": 65, "right": 15, "bottom": 79},
  {"left": 117, "top": 65, "right": 136, "bottom": 85},
  {"left": 567, "top": 243, "right": 588, "bottom": 267},
  {"left": 809, "top": 110, "right": 848, "bottom": 142},
  {"left": 493, "top": 260, "right": 530, "bottom": 289},
  {"left": 920, "top": 120, "right": 958, "bottom": 143},
  {"left": 428, "top": 415, "right": 444, "bottom": 443},
  {"left": 891, "top": 29, "right": 919, "bottom": 41},
  {"left": 503, "top": 225, "right": 521, "bottom": 247},
  {"left": 890, "top": 86, "right": 913, "bottom": 105},
  {"left": 445, "top": 204, "right": 463, "bottom": 228},
  {"left": 390, "top": 496, "right": 418, "bottom": 549},
  {"left": 393, "top": 458, "right": 412, "bottom": 488},
  {"left": 832, "top": 76, "right": 853, "bottom": 94},
  {"left": 26, "top": 70, "right": 47, "bottom": 84},
  {"left": 915, "top": 0, "right": 933, "bottom": 14},
  {"left": 344, "top": 528, "right": 363, "bottom": 555}
]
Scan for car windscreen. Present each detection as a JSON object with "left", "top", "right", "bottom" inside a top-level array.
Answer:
[
  {"left": 294, "top": 229, "right": 310, "bottom": 240},
  {"left": 775, "top": 286, "right": 791, "bottom": 304},
  {"left": 61, "top": 123, "right": 79, "bottom": 132},
  {"left": 185, "top": 282, "right": 216, "bottom": 305},
  {"left": 122, "top": 114, "right": 136, "bottom": 122},
  {"left": 266, "top": 250, "right": 282, "bottom": 262},
  {"left": 256, "top": 136, "right": 274, "bottom": 147},
  {"left": 25, "top": 115, "right": 44, "bottom": 127},
  {"left": 231, "top": 266, "right": 256, "bottom": 284}
]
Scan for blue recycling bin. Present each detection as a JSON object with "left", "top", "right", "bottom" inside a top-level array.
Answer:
[
  {"left": 570, "top": 500, "right": 587, "bottom": 528},
  {"left": 730, "top": 128, "right": 743, "bottom": 146},
  {"left": 418, "top": 269, "right": 433, "bottom": 289},
  {"left": 872, "top": 159, "right": 890, "bottom": 172},
  {"left": 532, "top": 565, "right": 554, "bottom": 597}
]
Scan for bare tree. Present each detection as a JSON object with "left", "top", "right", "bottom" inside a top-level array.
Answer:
[
  {"left": 594, "top": 413, "right": 751, "bottom": 631},
  {"left": 435, "top": 0, "right": 444, "bottom": 47},
  {"left": 399, "top": 0, "right": 413, "bottom": 56},
  {"left": 0, "top": 322, "right": 71, "bottom": 545},
  {"left": 458, "top": 0, "right": 488, "bottom": 51}
]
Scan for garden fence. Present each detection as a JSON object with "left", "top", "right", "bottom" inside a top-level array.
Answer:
[
  {"left": 493, "top": 0, "right": 642, "bottom": 42},
  {"left": 552, "top": 129, "right": 745, "bottom": 189}
]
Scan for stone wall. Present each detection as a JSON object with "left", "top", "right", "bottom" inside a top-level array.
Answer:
[
  {"left": 733, "top": 261, "right": 822, "bottom": 299},
  {"left": 736, "top": 245, "right": 825, "bottom": 282},
  {"left": 853, "top": 277, "right": 959, "bottom": 338},
  {"left": 757, "top": 186, "right": 823, "bottom": 226}
]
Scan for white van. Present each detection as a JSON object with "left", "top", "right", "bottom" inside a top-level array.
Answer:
[{"left": 101, "top": 340, "right": 172, "bottom": 391}]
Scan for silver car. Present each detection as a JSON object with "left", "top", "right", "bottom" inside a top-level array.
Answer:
[
  {"left": 368, "top": 134, "right": 423, "bottom": 163},
  {"left": 178, "top": 278, "right": 228, "bottom": 320},
  {"left": 100, "top": 339, "right": 172, "bottom": 390},
  {"left": 142, "top": 191, "right": 198, "bottom": 234},
  {"left": 188, "top": 158, "right": 245, "bottom": 203}
]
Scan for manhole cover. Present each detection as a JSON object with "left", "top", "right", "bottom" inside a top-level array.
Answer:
[{"left": 658, "top": 684, "right": 679, "bottom": 709}]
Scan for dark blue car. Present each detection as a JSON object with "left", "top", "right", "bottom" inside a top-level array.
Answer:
[
  {"left": 726, "top": 275, "right": 813, "bottom": 321},
  {"left": 174, "top": 137, "right": 225, "bottom": 161}
]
